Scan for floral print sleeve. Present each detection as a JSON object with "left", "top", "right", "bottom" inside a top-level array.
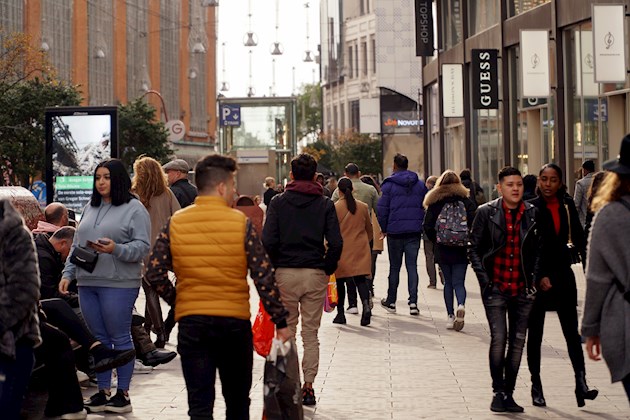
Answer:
[
  {"left": 245, "top": 220, "right": 288, "bottom": 328},
  {"left": 145, "top": 220, "right": 176, "bottom": 307}
]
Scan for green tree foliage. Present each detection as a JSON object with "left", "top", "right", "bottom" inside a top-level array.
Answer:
[
  {"left": 296, "top": 83, "right": 321, "bottom": 141},
  {"left": 0, "top": 78, "right": 81, "bottom": 186},
  {"left": 303, "top": 132, "right": 382, "bottom": 178},
  {"left": 118, "top": 98, "right": 174, "bottom": 171}
]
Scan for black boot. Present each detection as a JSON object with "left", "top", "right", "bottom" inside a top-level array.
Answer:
[
  {"left": 360, "top": 299, "right": 371, "bottom": 326},
  {"left": 575, "top": 371, "right": 598, "bottom": 407},
  {"left": 531, "top": 375, "right": 546, "bottom": 407},
  {"left": 333, "top": 306, "right": 346, "bottom": 324}
]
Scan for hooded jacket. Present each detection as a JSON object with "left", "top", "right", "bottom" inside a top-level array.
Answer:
[
  {"left": 262, "top": 180, "right": 343, "bottom": 275},
  {"left": 0, "top": 199, "right": 41, "bottom": 359},
  {"left": 377, "top": 170, "right": 428, "bottom": 236},
  {"left": 423, "top": 183, "right": 476, "bottom": 265}
]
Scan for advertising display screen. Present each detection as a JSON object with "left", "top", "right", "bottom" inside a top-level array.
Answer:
[{"left": 45, "top": 107, "right": 118, "bottom": 216}]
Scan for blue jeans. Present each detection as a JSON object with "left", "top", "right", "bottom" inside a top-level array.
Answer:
[
  {"left": 0, "top": 342, "right": 34, "bottom": 419},
  {"left": 178, "top": 315, "right": 253, "bottom": 420},
  {"left": 79, "top": 285, "right": 139, "bottom": 391},
  {"left": 483, "top": 286, "right": 535, "bottom": 394},
  {"left": 386, "top": 236, "right": 420, "bottom": 305},
  {"left": 439, "top": 263, "right": 467, "bottom": 316}
]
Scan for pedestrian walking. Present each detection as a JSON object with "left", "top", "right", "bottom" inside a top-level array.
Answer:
[
  {"left": 422, "top": 175, "right": 440, "bottom": 289},
  {"left": 262, "top": 153, "right": 343, "bottom": 406},
  {"left": 332, "top": 177, "right": 373, "bottom": 326},
  {"left": 574, "top": 160, "right": 595, "bottom": 227},
  {"left": 360, "top": 174, "right": 383, "bottom": 300},
  {"left": 163, "top": 158, "right": 197, "bottom": 208},
  {"left": 132, "top": 156, "right": 181, "bottom": 347},
  {"left": 146, "top": 154, "right": 290, "bottom": 419},
  {"left": 526, "top": 163, "right": 598, "bottom": 408},
  {"left": 59, "top": 159, "right": 151, "bottom": 414},
  {"left": 522, "top": 174, "right": 538, "bottom": 201},
  {"left": 0, "top": 198, "right": 42, "bottom": 419},
  {"left": 423, "top": 170, "right": 475, "bottom": 331},
  {"left": 583, "top": 171, "right": 606, "bottom": 246},
  {"left": 263, "top": 176, "right": 279, "bottom": 206},
  {"left": 468, "top": 166, "right": 546, "bottom": 413},
  {"left": 582, "top": 134, "right": 630, "bottom": 403},
  {"left": 377, "top": 153, "right": 428, "bottom": 316},
  {"left": 460, "top": 169, "right": 485, "bottom": 207},
  {"left": 332, "top": 163, "right": 379, "bottom": 314}
]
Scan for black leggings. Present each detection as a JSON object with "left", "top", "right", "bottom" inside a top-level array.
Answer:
[
  {"left": 40, "top": 298, "right": 95, "bottom": 348},
  {"left": 336, "top": 276, "right": 370, "bottom": 315},
  {"left": 527, "top": 298, "right": 585, "bottom": 378}
]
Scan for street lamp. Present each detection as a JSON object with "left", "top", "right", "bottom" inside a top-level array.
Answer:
[{"left": 140, "top": 89, "right": 169, "bottom": 122}]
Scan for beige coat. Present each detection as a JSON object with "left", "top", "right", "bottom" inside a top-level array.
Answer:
[
  {"left": 371, "top": 211, "right": 384, "bottom": 252},
  {"left": 143, "top": 189, "right": 181, "bottom": 269},
  {"left": 334, "top": 197, "right": 373, "bottom": 278}
]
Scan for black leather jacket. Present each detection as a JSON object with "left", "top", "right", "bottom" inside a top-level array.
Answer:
[{"left": 468, "top": 198, "right": 546, "bottom": 296}]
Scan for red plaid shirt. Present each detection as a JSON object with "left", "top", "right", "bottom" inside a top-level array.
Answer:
[{"left": 493, "top": 201, "right": 526, "bottom": 296}]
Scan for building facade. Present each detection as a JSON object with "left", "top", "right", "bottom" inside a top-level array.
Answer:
[
  {"left": 0, "top": 0, "right": 217, "bottom": 163},
  {"left": 424, "top": 0, "right": 630, "bottom": 197},
  {"left": 320, "top": 0, "right": 424, "bottom": 177}
]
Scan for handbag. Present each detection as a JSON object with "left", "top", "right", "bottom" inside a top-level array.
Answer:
[
  {"left": 70, "top": 246, "right": 99, "bottom": 273},
  {"left": 564, "top": 204, "right": 582, "bottom": 265},
  {"left": 252, "top": 301, "right": 275, "bottom": 357}
]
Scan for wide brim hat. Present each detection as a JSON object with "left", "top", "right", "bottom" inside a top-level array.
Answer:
[{"left": 603, "top": 134, "right": 630, "bottom": 175}]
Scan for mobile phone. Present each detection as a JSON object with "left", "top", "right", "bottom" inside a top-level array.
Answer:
[
  {"left": 86, "top": 240, "right": 98, "bottom": 249},
  {"left": 98, "top": 239, "right": 110, "bottom": 245}
]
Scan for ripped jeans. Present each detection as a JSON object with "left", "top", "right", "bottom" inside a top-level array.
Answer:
[{"left": 482, "top": 285, "right": 535, "bottom": 394}]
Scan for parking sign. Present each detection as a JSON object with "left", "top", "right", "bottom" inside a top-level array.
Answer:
[{"left": 220, "top": 104, "right": 241, "bottom": 127}]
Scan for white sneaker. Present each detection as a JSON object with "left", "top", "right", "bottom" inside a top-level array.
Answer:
[
  {"left": 76, "top": 370, "right": 89, "bottom": 384},
  {"left": 60, "top": 409, "right": 88, "bottom": 419},
  {"left": 133, "top": 360, "right": 153, "bottom": 374},
  {"left": 346, "top": 306, "right": 359, "bottom": 314},
  {"left": 446, "top": 315, "right": 455, "bottom": 329},
  {"left": 454, "top": 304, "right": 465, "bottom": 332},
  {"left": 409, "top": 303, "right": 419, "bottom": 316}
]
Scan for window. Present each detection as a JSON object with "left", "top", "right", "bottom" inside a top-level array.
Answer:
[
  {"left": 127, "top": 0, "right": 149, "bottom": 100},
  {"left": 361, "top": 40, "right": 368, "bottom": 76},
  {"left": 42, "top": 0, "right": 73, "bottom": 82},
  {"left": 350, "top": 100, "right": 360, "bottom": 131},
  {"left": 88, "top": 0, "right": 114, "bottom": 105},
  {"left": 340, "top": 103, "right": 345, "bottom": 132},
  {"left": 189, "top": 0, "right": 207, "bottom": 134},
  {"left": 507, "top": 0, "right": 550, "bottom": 18},
  {"left": 333, "top": 105, "right": 338, "bottom": 132},
  {"left": 354, "top": 44, "right": 359, "bottom": 78},
  {"left": 469, "top": 0, "right": 499, "bottom": 35},
  {"left": 347, "top": 46, "right": 353, "bottom": 78},
  {"left": 0, "top": 0, "right": 23, "bottom": 34},
  {"left": 440, "top": 0, "right": 462, "bottom": 49},
  {"left": 371, "top": 37, "right": 376, "bottom": 74},
  {"left": 160, "top": 0, "right": 180, "bottom": 121}
]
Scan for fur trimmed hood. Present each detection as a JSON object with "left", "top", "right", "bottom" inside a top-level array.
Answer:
[{"left": 423, "top": 182, "right": 470, "bottom": 208}]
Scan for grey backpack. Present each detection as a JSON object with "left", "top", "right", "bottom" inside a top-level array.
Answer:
[{"left": 436, "top": 201, "right": 468, "bottom": 246}]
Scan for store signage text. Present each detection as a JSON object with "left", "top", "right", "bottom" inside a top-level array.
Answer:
[
  {"left": 415, "top": 0, "right": 434, "bottom": 56},
  {"left": 442, "top": 64, "right": 464, "bottom": 117},
  {"left": 472, "top": 49, "right": 499, "bottom": 109},
  {"left": 592, "top": 4, "right": 627, "bottom": 83},
  {"left": 383, "top": 118, "right": 422, "bottom": 127}
]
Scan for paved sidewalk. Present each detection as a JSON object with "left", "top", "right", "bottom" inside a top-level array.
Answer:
[{"left": 28, "top": 242, "right": 629, "bottom": 419}]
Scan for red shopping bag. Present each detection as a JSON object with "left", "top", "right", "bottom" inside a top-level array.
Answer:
[
  {"left": 323, "top": 274, "right": 338, "bottom": 313},
  {"left": 253, "top": 301, "right": 275, "bottom": 357}
]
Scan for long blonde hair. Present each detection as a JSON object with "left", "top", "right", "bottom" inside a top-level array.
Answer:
[
  {"left": 591, "top": 172, "right": 630, "bottom": 212},
  {"left": 132, "top": 156, "right": 169, "bottom": 208}
]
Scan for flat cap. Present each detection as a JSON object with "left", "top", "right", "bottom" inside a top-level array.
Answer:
[{"left": 162, "top": 159, "right": 189, "bottom": 172}]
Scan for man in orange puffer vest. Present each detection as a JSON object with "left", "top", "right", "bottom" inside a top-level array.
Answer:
[{"left": 146, "top": 154, "right": 289, "bottom": 419}]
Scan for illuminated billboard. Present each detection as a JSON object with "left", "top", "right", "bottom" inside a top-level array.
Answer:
[{"left": 45, "top": 106, "right": 118, "bottom": 215}]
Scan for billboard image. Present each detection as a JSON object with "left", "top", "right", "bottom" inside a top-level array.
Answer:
[{"left": 45, "top": 107, "right": 118, "bottom": 215}]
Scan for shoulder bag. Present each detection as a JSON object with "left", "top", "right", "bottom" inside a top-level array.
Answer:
[{"left": 70, "top": 245, "right": 98, "bottom": 273}]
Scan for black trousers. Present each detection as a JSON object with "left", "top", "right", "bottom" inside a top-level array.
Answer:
[
  {"left": 178, "top": 315, "right": 253, "bottom": 420},
  {"left": 527, "top": 297, "right": 585, "bottom": 378},
  {"left": 336, "top": 276, "right": 370, "bottom": 316},
  {"left": 35, "top": 322, "right": 84, "bottom": 417}
]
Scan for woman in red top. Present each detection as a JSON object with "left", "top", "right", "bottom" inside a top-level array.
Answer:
[{"left": 526, "top": 163, "right": 597, "bottom": 408}]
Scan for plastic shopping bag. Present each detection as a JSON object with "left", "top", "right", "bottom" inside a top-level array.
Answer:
[
  {"left": 252, "top": 301, "right": 275, "bottom": 357},
  {"left": 262, "top": 339, "right": 303, "bottom": 420},
  {"left": 323, "top": 274, "right": 338, "bottom": 313}
]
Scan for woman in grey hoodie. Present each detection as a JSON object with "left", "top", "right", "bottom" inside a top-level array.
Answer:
[
  {"left": 582, "top": 135, "right": 630, "bottom": 402},
  {"left": 60, "top": 159, "right": 151, "bottom": 414}
]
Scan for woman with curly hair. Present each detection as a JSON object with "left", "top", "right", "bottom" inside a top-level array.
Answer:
[{"left": 132, "top": 156, "right": 181, "bottom": 347}]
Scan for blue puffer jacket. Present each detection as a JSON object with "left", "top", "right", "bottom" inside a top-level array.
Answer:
[{"left": 377, "top": 170, "right": 428, "bottom": 236}]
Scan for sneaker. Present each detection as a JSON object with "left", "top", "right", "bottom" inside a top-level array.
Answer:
[
  {"left": 302, "top": 387, "right": 316, "bottom": 406},
  {"left": 409, "top": 303, "right": 419, "bottom": 316},
  {"left": 490, "top": 392, "right": 507, "bottom": 412},
  {"left": 380, "top": 298, "right": 396, "bottom": 313},
  {"left": 60, "top": 409, "right": 88, "bottom": 419},
  {"left": 134, "top": 360, "right": 154, "bottom": 374},
  {"left": 84, "top": 390, "right": 110, "bottom": 413},
  {"left": 346, "top": 306, "right": 359, "bottom": 314},
  {"left": 105, "top": 390, "right": 132, "bottom": 413},
  {"left": 503, "top": 393, "right": 524, "bottom": 413},
  {"left": 446, "top": 315, "right": 455, "bottom": 329},
  {"left": 332, "top": 313, "right": 346, "bottom": 324},
  {"left": 454, "top": 304, "right": 465, "bottom": 331},
  {"left": 76, "top": 370, "right": 89, "bottom": 384},
  {"left": 427, "top": 284, "right": 436, "bottom": 289}
]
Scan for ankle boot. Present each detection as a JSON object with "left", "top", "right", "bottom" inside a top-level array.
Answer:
[
  {"left": 332, "top": 308, "right": 346, "bottom": 324},
  {"left": 531, "top": 375, "right": 546, "bottom": 407},
  {"left": 575, "top": 371, "right": 598, "bottom": 407},
  {"left": 360, "top": 299, "right": 371, "bottom": 326}
]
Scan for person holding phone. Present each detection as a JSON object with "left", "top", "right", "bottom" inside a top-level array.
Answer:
[{"left": 59, "top": 159, "right": 151, "bottom": 414}]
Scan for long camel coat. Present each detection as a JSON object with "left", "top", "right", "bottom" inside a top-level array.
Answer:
[{"left": 334, "top": 197, "right": 373, "bottom": 279}]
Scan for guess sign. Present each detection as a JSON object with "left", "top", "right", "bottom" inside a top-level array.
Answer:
[{"left": 471, "top": 49, "right": 499, "bottom": 109}]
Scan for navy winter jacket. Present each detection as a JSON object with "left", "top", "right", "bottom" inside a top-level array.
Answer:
[{"left": 377, "top": 170, "right": 428, "bottom": 236}]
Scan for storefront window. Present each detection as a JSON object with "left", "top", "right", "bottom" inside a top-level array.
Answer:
[
  {"left": 444, "top": 119, "right": 465, "bottom": 171},
  {"left": 507, "top": 0, "right": 550, "bottom": 18},
  {"left": 440, "top": 0, "right": 462, "bottom": 49},
  {"left": 428, "top": 83, "right": 441, "bottom": 174},
  {"left": 472, "top": 109, "right": 503, "bottom": 199},
  {"left": 469, "top": 0, "right": 499, "bottom": 36}
]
